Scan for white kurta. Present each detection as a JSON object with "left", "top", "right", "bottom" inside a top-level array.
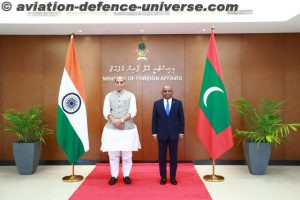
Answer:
[
  {"left": 101, "top": 125, "right": 141, "bottom": 151},
  {"left": 100, "top": 90, "right": 141, "bottom": 152}
]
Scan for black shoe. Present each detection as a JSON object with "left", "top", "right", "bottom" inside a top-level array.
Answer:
[
  {"left": 171, "top": 178, "right": 177, "bottom": 185},
  {"left": 160, "top": 178, "right": 167, "bottom": 185},
  {"left": 123, "top": 176, "right": 132, "bottom": 184},
  {"left": 108, "top": 177, "right": 117, "bottom": 185}
]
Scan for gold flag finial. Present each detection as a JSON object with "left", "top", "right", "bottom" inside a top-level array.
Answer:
[
  {"left": 70, "top": 33, "right": 74, "bottom": 39},
  {"left": 211, "top": 26, "right": 215, "bottom": 33}
]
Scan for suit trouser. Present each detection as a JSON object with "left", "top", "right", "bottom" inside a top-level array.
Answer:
[
  {"left": 158, "top": 139, "right": 179, "bottom": 179},
  {"left": 108, "top": 151, "right": 132, "bottom": 178}
]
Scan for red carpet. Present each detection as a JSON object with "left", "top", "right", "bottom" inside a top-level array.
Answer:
[{"left": 70, "top": 163, "right": 212, "bottom": 200}]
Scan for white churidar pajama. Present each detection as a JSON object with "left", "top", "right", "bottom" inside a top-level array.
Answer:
[{"left": 108, "top": 151, "right": 132, "bottom": 177}]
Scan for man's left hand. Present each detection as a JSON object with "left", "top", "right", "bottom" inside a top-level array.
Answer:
[{"left": 179, "top": 134, "right": 184, "bottom": 140}]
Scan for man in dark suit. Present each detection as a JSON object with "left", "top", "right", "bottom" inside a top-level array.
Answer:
[{"left": 152, "top": 85, "right": 184, "bottom": 185}]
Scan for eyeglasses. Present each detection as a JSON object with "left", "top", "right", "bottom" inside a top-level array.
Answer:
[
  {"left": 115, "top": 81, "right": 124, "bottom": 84},
  {"left": 163, "top": 90, "right": 172, "bottom": 93}
]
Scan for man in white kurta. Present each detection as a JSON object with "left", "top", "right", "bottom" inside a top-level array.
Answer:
[{"left": 101, "top": 76, "right": 141, "bottom": 185}]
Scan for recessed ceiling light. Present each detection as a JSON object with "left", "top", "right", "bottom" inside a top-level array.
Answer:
[
  {"left": 140, "top": 29, "right": 144, "bottom": 32},
  {"left": 78, "top": 30, "right": 83, "bottom": 33},
  {"left": 202, "top": 29, "right": 206, "bottom": 32}
]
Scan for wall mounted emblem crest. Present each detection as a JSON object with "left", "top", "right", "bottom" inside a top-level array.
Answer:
[{"left": 136, "top": 43, "right": 149, "bottom": 61}]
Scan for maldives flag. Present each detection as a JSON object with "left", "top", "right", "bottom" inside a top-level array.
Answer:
[
  {"left": 196, "top": 31, "right": 233, "bottom": 160},
  {"left": 57, "top": 35, "right": 89, "bottom": 164}
]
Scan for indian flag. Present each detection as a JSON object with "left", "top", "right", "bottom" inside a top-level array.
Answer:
[
  {"left": 57, "top": 35, "right": 89, "bottom": 164},
  {"left": 196, "top": 31, "right": 233, "bottom": 160}
]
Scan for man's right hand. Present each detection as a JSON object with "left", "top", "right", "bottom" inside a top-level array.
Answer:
[
  {"left": 112, "top": 119, "right": 124, "bottom": 130},
  {"left": 152, "top": 134, "right": 158, "bottom": 141}
]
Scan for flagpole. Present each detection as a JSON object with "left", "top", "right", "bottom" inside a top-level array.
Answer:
[
  {"left": 62, "top": 164, "right": 84, "bottom": 182},
  {"left": 57, "top": 33, "right": 88, "bottom": 183}
]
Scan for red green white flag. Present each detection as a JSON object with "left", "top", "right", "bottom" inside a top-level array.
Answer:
[
  {"left": 196, "top": 31, "right": 233, "bottom": 160},
  {"left": 57, "top": 35, "right": 89, "bottom": 164}
]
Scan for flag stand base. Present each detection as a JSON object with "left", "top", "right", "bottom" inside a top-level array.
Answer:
[
  {"left": 62, "top": 175, "right": 83, "bottom": 182},
  {"left": 62, "top": 164, "right": 84, "bottom": 182},
  {"left": 203, "top": 174, "right": 224, "bottom": 182},
  {"left": 203, "top": 159, "right": 224, "bottom": 182}
]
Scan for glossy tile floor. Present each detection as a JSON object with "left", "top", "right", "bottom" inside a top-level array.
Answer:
[{"left": 0, "top": 165, "right": 300, "bottom": 200}]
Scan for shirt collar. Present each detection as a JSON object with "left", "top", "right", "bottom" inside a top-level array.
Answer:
[{"left": 163, "top": 98, "right": 172, "bottom": 102}]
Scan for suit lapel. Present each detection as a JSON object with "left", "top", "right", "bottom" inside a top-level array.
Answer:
[
  {"left": 169, "top": 98, "right": 175, "bottom": 116},
  {"left": 160, "top": 98, "right": 165, "bottom": 113}
]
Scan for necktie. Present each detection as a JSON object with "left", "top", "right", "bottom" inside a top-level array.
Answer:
[{"left": 166, "top": 100, "right": 170, "bottom": 116}]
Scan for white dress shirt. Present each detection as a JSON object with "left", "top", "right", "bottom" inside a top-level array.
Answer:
[{"left": 163, "top": 97, "right": 172, "bottom": 111}]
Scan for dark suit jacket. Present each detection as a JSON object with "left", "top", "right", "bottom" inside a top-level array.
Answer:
[{"left": 152, "top": 98, "right": 184, "bottom": 140}]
